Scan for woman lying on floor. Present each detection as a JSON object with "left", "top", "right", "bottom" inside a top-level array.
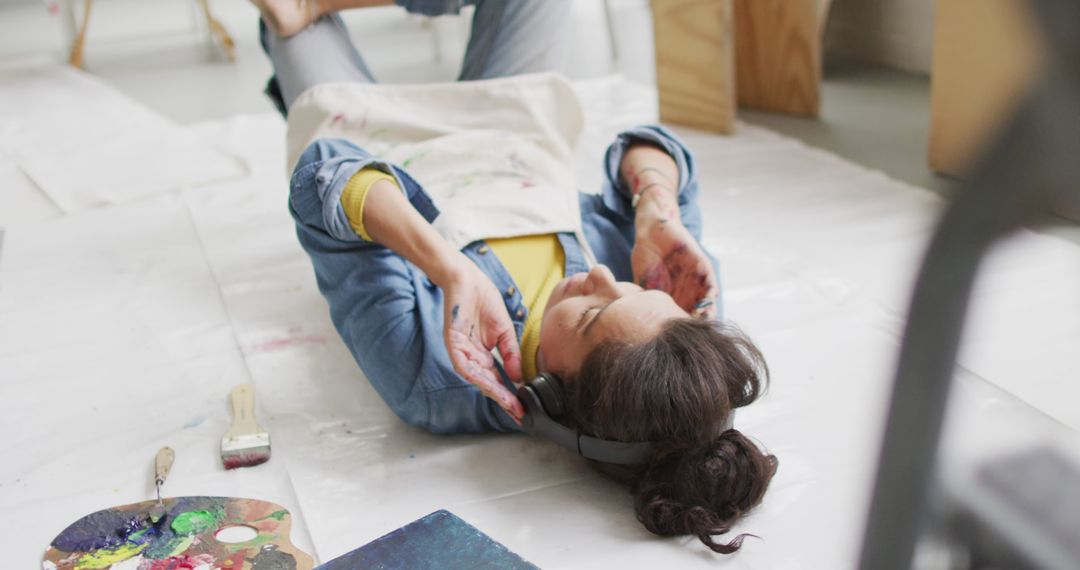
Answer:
[{"left": 257, "top": 0, "right": 777, "bottom": 554}]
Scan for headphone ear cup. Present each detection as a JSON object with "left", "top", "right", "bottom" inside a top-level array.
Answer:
[{"left": 532, "top": 373, "right": 568, "bottom": 419}]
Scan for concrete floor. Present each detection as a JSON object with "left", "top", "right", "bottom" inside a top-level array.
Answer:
[
  {"left": 743, "top": 60, "right": 954, "bottom": 196},
  {"left": 2, "top": 0, "right": 1076, "bottom": 242}
]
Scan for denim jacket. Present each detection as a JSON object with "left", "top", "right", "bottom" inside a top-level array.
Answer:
[{"left": 288, "top": 125, "right": 717, "bottom": 434}]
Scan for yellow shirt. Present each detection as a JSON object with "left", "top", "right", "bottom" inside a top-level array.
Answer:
[
  {"left": 341, "top": 168, "right": 565, "bottom": 380},
  {"left": 340, "top": 167, "right": 395, "bottom": 241},
  {"left": 486, "top": 235, "right": 565, "bottom": 380}
]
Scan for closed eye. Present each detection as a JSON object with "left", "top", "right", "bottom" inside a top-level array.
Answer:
[
  {"left": 580, "top": 301, "right": 616, "bottom": 336},
  {"left": 576, "top": 306, "right": 600, "bottom": 330}
]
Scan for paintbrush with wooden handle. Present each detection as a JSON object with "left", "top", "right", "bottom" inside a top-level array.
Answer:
[{"left": 220, "top": 384, "right": 271, "bottom": 470}]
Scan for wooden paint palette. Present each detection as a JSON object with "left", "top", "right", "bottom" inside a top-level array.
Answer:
[{"left": 43, "top": 496, "right": 313, "bottom": 570}]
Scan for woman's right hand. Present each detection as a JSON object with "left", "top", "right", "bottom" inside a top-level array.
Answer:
[
  {"left": 357, "top": 178, "right": 526, "bottom": 423},
  {"left": 439, "top": 258, "right": 526, "bottom": 423}
]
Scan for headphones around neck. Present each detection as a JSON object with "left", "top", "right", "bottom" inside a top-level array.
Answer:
[{"left": 517, "top": 372, "right": 735, "bottom": 465}]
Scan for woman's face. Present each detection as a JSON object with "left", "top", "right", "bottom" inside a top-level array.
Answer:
[{"left": 537, "top": 265, "right": 688, "bottom": 377}]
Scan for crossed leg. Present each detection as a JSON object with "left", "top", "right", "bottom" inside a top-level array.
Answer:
[{"left": 259, "top": 0, "right": 571, "bottom": 114}]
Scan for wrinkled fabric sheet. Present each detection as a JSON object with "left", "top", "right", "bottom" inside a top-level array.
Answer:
[
  {"left": 0, "top": 63, "right": 244, "bottom": 213},
  {"left": 1, "top": 75, "right": 1077, "bottom": 570}
]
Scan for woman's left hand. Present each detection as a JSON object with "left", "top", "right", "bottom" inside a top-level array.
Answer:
[{"left": 632, "top": 217, "right": 719, "bottom": 319}]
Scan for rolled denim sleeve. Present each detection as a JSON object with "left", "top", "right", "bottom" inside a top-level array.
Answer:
[
  {"left": 600, "top": 124, "right": 702, "bottom": 237},
  {"left": 290, "top": 138, "right": 439, "bottom": 243}
]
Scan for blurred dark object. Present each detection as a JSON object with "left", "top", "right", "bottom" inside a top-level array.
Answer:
[
  {"left": 858, "top": 0, "right": 1080, "bottom": 568},
  {"left": 949, "top": 447, "right": 1080, "bottom": 569}
]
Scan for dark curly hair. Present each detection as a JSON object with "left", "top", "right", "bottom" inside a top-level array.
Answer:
[{"left": 562, "top": 318, "right": 778, "bottom": 554}]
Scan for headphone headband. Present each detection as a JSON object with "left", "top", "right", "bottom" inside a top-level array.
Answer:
[{"left": 517, "top": 374, "right": 736, "bottom": 465}]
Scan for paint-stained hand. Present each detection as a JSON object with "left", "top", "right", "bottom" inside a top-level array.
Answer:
[
  {"left": 632, "top": 218, "right": 719, "bottom": 319},
  {"left": 441, "top": 263, "right": 525, "bottom": 423}
]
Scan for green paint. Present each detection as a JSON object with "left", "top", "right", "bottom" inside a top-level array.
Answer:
[
  {"left": 255, "top": 509, "right": 288, "bottom": 522},
  {"left": 226, "top": 532, "right": 277, "bottom": 551},
  {"left": 171, "top": 510, "right": 218, "bottom": 536},
  {"left": 165, "top": 536, "right": 195, "bottom": 558},
  {"left": 141, "top": 535, "right": 194, "bottom": 560},
  {"left": 402, "top": 151, "right": 430, "bottom": 169},
  {"left": 74, "top": 541, "right": 145, "bottom": 569},
  {"left": 127, "top": 528, "right": 149, "bottom": 543}
]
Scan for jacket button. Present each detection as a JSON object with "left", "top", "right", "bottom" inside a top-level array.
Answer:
[
  {"left": 505, "top": 286, "right": 516, "bottom": 297},
  {"left": 477, "top": 245, "right": 490, "bottom": 254},
  {"left": 515, "top": 308, "right": 525, "bottom": 319}
]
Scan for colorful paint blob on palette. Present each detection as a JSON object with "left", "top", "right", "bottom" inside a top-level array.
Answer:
[{"left": 42, "top": 497, "right": 313, "bottom": 570}]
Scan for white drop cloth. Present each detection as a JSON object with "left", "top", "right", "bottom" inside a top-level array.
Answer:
[
  {"left": 0, "top": 63, "right": 245, "bottom": 213},
  {"left": 0, "top": 74, "right": 1077, "bottom": 570}
]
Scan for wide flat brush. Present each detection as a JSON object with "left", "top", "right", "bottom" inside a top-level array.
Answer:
[{"left": 221, "top": 384, "right": 271, "bottom": 470}]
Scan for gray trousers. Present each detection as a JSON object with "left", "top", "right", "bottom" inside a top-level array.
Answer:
[{"left": 260, "top": 0, "right": 572, "bottom": 116}]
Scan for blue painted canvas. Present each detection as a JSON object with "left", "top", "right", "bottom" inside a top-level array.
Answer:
[{"left": 316, "top": 510, "right": 539, "bottom": 569}]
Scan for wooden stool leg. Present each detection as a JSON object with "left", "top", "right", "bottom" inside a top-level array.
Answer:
[
  {"left": 68, "top": 0, "right": 93, "bottom": 69},
  {"left": 650, "top": 0, "right": 736, "bottom": 134},
  {"left": 198, "top": 0, "right": 236, "bottom": 62},
  {"left": 734, "top": 0, "right": 822, "bottom": 117}
]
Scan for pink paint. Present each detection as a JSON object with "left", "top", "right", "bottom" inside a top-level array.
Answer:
[
  {"left": 638, "top": 264, "right": 670, "bottom": 292},
  {"left": 143, "top": 553, "right": 215, "bottom": 570},
  {"left": 331, "top": 113, "right": 346, "bottom": 126},
  {"left": 223, "top": 450, "right": 270, "bottom": 470},
  {"left": 244, "top": 331, "right": 327, "bottom": 354}
]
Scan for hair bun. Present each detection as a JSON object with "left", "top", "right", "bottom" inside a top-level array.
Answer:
[{"left": 632, "top": 430, "right": 778, "bottom": 554}]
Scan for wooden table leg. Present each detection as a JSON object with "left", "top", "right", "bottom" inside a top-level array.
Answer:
[{"left": 650, "top": 0, "right": 736, "bottom": 134}]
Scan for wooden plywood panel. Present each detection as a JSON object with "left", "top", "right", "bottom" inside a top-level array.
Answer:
[
  {"left": 734, "top": 0, "right": 821, "bottom": 116},
  {"left": 651, "top": 0, "right": 735, "bottom": 134},
  {"left": 929, "top": 0, "right": 1043, "bottom": 177},
  {"left": 817, "top": 0, "right": 834, "bottom": 35}
]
